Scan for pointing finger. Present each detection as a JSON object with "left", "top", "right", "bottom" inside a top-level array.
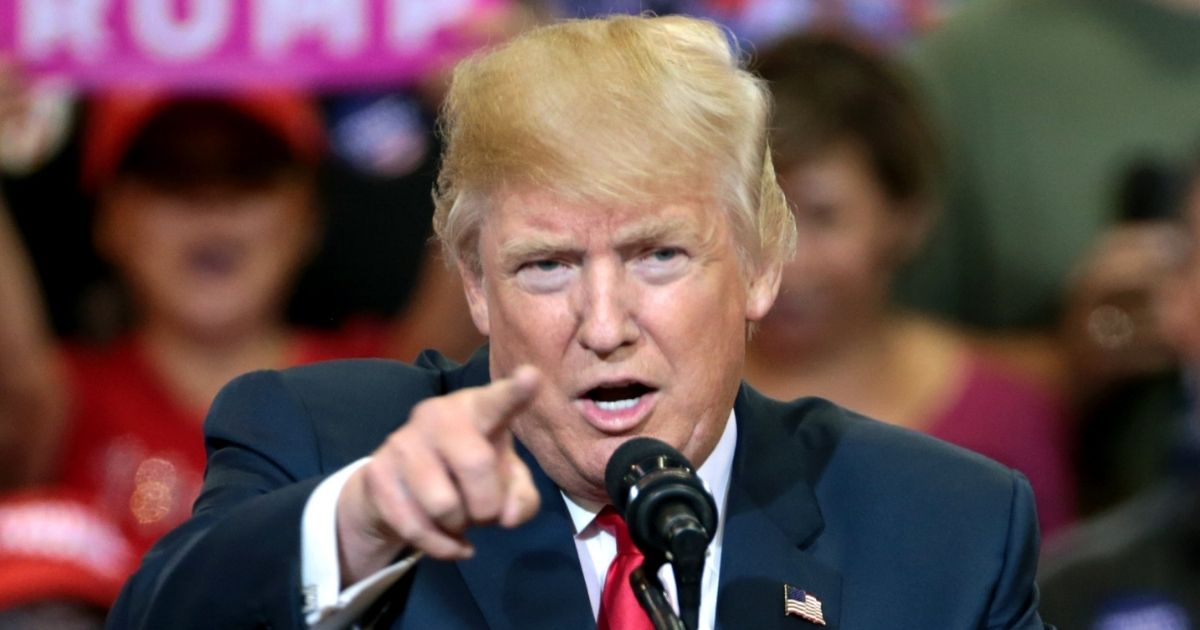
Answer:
[{"left": 470, "top": 365, "right": 541, "bottom": 435}]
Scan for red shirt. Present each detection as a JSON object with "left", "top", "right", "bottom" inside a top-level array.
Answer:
[
  {"left": 56, "top": 322, "right": 391, "bottom": 559},
  {"left": 927, "top": 353, "right": 1077, "bottom": 539}
]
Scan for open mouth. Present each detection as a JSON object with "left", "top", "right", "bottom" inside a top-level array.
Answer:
[
  {"left": 187, "top": 243, "right": 243, "bottom": 277},
  {"left": 582, "top": 382, "right": 656, "bottom": 412},
  {"left": 576, "top": 379, "right": 659, "bottom": 433}
]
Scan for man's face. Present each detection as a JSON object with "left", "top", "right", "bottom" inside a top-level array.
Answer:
[{"left": 462, "top": 190, "right": 780, "bottom": 505}]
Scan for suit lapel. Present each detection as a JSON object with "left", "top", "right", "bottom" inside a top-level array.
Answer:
[
  {"left": 717, "top": 385, "right": 843, "bottom": 629},
  {"left": 455, "top": 441, "right": 595, "bottom": 629}
]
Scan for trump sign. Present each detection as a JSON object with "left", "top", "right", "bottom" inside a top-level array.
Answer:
[{"left": 0, "top": 0, "right": 508, "bottom": 89}]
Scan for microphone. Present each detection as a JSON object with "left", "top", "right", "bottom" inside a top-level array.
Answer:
[{"left": 605, "top": 437, "right": 718, "bottom": 630}]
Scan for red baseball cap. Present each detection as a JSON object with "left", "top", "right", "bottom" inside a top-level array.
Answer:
[
  {"left": 0, "top": 489, "right": 136, "bottom": 612},
  {"left": 82, "top": 89, "right": 325, "bottom": 191}
]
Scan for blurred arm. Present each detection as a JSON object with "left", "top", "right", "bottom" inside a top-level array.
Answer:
[{"left": 0, "top": 193, "right": 66, "bottom": 487}]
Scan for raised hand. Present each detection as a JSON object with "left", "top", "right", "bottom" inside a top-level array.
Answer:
[{"left": 335, "top": 365, "right": 543, "bottom": 583}]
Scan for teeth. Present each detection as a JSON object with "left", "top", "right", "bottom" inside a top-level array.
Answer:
[{"left": 595, "top": 398, "right": 639, "bottom": 411}]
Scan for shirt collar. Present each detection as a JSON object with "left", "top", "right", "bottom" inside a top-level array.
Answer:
[{"left": 562, "top": 410, "right": 739, "bottom": 536}]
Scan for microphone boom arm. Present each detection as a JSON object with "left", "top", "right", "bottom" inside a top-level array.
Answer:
[{"left": 630, "top": 558, "right": 685, "bottom": 630}]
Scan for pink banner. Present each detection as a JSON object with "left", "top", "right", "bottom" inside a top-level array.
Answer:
[{"left": 0, "top": 0, "right": 509, "bottom": 91}]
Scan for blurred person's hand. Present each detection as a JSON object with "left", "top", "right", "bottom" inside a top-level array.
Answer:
[
  {"left": 0, "top": 59, "right": 28, "bottom": 126},
  {"left": 1157, "top": 182, "right": 1200, "bottom": 365},
  {"left": 0, "top": 58, "right": 73, "bottom": 176},
  {"left": 0, "top": 60, "right": 74, "bottom": 488},
  {"left": 1061, "top": 221, "right": 1189, "bottom": 396}
]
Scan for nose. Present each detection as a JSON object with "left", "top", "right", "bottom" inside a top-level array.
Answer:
[{"left": 577, "top": 260, "right": 640, "bottom": 357}]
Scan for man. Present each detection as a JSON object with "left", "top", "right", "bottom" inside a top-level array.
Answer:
[
  {"left": 110, "top": 15, "right": 1048, "bottom": 629},
  {"left": 1037, "top": 156, "right": 1200, "bottom": 629}
]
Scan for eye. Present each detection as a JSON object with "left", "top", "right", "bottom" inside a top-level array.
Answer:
[
  {"left": 515, "top": 259, "right": 572, "bottom": 292},
  {"left": 796, "top": 202, "right": 838, "bottom": 229},
  {"left": 634, "top": 246, "right": 688, "bottom": 282},
  {"left": 650, "top": 248, "right": 680, "bottom": 262}
]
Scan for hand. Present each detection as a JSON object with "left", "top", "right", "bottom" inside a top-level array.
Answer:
[
  {"left": 336, "top": 366, "right": 542, "bottom": 582},
  {"left": 0, "top": 58, "right": 73, "bottom": 175},
  {"left": 0, "top": 60, "right": 68, "bottom": 485},
  {"left": 0, "top": 58, "right": 28, "bottom": 127},
  {"left": 1061, "top": 221, "right": 1188, "bottom": 394}
]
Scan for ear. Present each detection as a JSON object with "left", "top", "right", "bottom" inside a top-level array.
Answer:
[
  {"left": 745, "top": 258, "right": 783, "bottom": 322},
  {"left": 458, "top": 258, "right": 491, "bottom": 336}
]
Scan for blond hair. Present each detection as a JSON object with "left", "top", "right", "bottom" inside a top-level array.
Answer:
[{"left": 433, "top": 14, "right": 795, "bottom": 274}]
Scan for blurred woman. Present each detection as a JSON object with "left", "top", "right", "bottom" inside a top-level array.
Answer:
[
  {"left": 0, "top": 87, "right": 483, "bottom": 558},
  {"left": 747, "top": 33, "right": 1076, "bottom": 536}
]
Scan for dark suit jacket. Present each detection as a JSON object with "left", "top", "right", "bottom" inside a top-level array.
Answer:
[{"left": 108, "top": 350, "right": 1049, "bottom": 629}]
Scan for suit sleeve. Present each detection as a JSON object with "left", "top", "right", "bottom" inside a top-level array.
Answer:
[
  {"left": 107, "top": 369, "right": 328, "bottom": 630},
  {"left": 987, "top": 471, "right": 1054, "bottom": 630}
]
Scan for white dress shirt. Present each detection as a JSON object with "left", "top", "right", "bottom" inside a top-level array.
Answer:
[{"left": 300, "top": 413, "right": 738, "bottom": 629}]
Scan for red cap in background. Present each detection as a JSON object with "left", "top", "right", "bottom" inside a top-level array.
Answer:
[
  {"left": 0, "top": 489, "right": 136, "bottom": 612},
  {"left": 82, "top": 89, "right": 325, "bottom": 191}
]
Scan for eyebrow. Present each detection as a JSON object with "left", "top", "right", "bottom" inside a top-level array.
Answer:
[
  {"left": 498, "top": 236, "right": 580, "bottom": 264},
  {"left": 498, "top": 216, "right": 712, "bottom": 263}
]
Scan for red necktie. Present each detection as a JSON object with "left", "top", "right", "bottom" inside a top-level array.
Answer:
[{"left": 595, "top": 506, "right": 654, "bottom": 630}]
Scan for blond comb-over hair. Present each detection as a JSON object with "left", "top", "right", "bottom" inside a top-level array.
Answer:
[{"left": 432, "top": 14, "right": 795, "bottom": 274}]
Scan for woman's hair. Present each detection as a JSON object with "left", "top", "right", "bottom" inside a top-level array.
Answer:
[
  {"left": 756, "top": 32, "right": 939, "bottom": 210},
  {"left": 432, "top": 14, "right": 795, "bottom": 274}
]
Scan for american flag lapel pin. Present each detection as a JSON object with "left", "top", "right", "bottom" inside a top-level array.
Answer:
[{"left": 784, "top": 584, "right": 826, "bottom": 626}]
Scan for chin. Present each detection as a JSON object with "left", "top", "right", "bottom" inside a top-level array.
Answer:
[{"left": 175, "top": 307, "right": 268, "bottom": 340}]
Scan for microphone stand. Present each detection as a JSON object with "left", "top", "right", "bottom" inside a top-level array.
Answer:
[{"left": 629, "top": 558, "right": 685, "bottom": 630}]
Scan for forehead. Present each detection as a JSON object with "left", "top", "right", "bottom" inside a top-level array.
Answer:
[{"left": 482, "top": 190, "right": 726, "bottom": 247}]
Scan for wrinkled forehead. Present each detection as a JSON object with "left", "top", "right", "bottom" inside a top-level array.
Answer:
[{"left": 478, "top": 188, "right": 729, "bottom": 251}]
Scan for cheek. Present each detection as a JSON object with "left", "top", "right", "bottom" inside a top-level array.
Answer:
[
  {"left": 811, "top": 231, "right": 889, "bottom": 291},
  {"left": 487, "top": 287, "right": 576, "bottom": 368},
  {"left": 221, "top": 202, "right": 313, "bottom": 277},
  {"left": 241, "top": 199, "right": 308, "bottom": 243},
  {"left": 642, "top": 271, "right": 747, "bottom": 360},
  {"left": 788, "top": 235, "right": 860, "bottom": 287},
  {"left": 118, "top": 213, "right": 190, "bottom": 271}
]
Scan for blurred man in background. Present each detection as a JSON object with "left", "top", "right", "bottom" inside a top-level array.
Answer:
[
  {"left": 901, "top": 0, "right": 1200, "bottom": 515},
  {"left": 1039, "top": 152, "right": 1200, "bottom": 629}
]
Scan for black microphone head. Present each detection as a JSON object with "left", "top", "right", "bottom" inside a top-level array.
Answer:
[
  {"left": 605, "top": 437, "right": 689, "bottom": 513},
  {"left": 604, "top": 436, "right": 718, "bottom": 557}
]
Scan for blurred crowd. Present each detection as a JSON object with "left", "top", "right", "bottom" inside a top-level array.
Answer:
[{"left": 0, "top": 0, "right": 1198, "bottom": 627}]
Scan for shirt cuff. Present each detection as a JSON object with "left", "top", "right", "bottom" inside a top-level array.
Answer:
[{"left": 301, "top": 457, "right": 423, "bottom": 629}]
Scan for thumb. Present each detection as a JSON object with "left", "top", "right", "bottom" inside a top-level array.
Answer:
[{"left": 498, "top": 445, "right": 541, "bottom": 528}]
